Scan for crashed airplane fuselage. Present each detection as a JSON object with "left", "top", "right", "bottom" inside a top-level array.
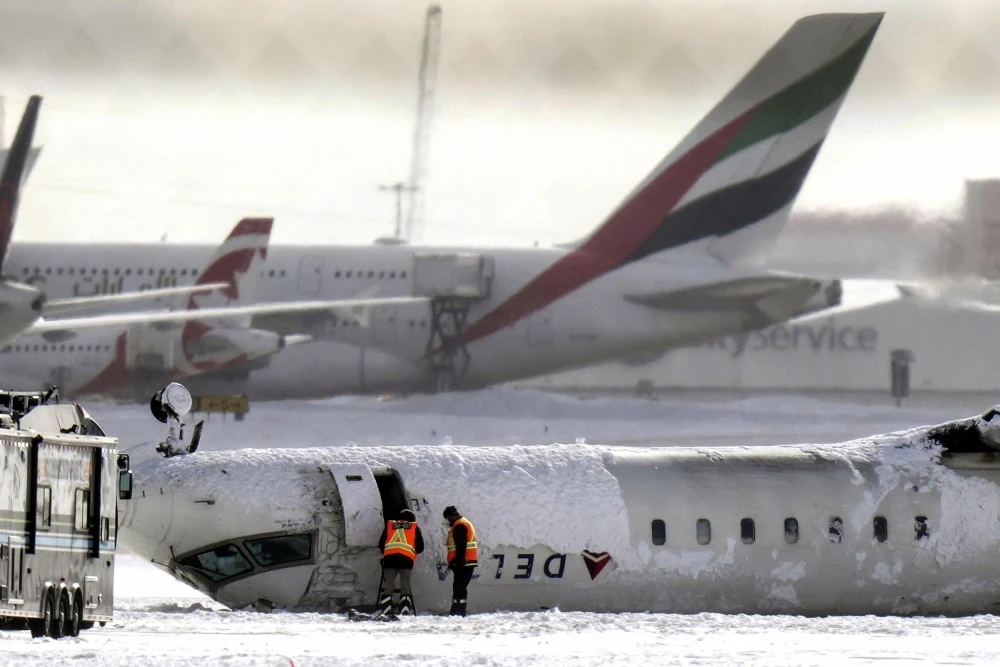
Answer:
[{"left": 119, "top": 408, "right": 1000, "bottom": 616}]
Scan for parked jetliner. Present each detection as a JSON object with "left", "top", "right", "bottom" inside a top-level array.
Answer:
[
  {"left": 118, "top": 390, "right": 1000, "bottom": 616},
  {"left": 0, "top": 96, "right": 254, "bottom": 344},
  {"left": 5, "top": 13, "right": 884, "bottom": 399}
]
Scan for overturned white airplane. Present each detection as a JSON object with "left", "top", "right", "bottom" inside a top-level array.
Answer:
[{"left": 119, "top": 393, "right": 1000, "bottom": 617}]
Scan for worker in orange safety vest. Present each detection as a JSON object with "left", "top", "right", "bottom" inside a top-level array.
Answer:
[
  {"left": 443, "top": 505, "right": 478, "bottom": 616},
  {"left": 377, "top": 508, "right": 424, "bottom": 616}
]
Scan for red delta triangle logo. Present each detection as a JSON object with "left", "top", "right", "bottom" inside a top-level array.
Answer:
[{"left": 582, "top": 551, "right": 615, "bottom": 581}]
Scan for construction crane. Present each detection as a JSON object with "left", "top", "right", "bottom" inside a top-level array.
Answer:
[{"left": 379, "top": 5, "right": 442, "bottom": 242}]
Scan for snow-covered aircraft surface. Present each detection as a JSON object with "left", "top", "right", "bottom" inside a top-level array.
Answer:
[{"left": 119, "top": 398, "right": 1000, "bottom": 616}]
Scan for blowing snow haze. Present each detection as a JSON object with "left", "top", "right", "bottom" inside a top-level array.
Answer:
[{"left": 0, "top": 0, "right": 997, "bottom": 244}]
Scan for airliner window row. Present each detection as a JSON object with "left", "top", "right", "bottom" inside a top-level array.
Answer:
[
  {"left": 257, "top": 270, "right": 409, "bottom": 279},
  {"left": 23, "top": 267, "right": 200, "bottom": 277},
  {"left": 650, "top": 515, "right": 931, "bottom": 546},
  {"left": 2, "top": 344, "right": 113, "bottom": 353}
]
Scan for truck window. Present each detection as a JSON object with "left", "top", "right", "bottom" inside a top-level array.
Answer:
[
  {"left": 179, "top": 544, "right": 253, "bottom": 582},
  {"left": 37, "top": 486, "right": 51, "bottom": 530},
  {"left": 74, "top": 489, "right": 90, "bottom": 532},
  {"left": 244, "top": 534, "right": 313, "bottom": 568}
]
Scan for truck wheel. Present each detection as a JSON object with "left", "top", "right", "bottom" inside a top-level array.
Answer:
[
  {"left": 28, "top": 591, "right": 50, "bottom": 638},
  {"left": 66, "top": 592, "right": 81, "bottom": 637},
  {"left": 48, "top": 590, "right": 66, "bottom": 639}
]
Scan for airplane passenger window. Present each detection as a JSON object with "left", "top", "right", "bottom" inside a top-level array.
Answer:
[
  {"left": 740, "top": 518, "right": 755, "bottom": 545},
  {"left": 914, "top": 516, "right": 929, "bottom": 541},
  {"left": 345, "top": 271, "right": 353, "bottom": 278},
  {"left": 828, "top": 517, "right": 843, "bottom": 544},
  {"left": 651, "top": 520, "right": 666, "bottom": 546},
  {"left": 179, "top": 545, "right": 253, "bottom": 582},
  {"left": 696, "top": 519, "right": 711, "bottom": 545},
  {"left": 401, "top": 271, "right": 408, "bottom": 279},
  {"left": 784, "top": 518, "right": 799, "bottom": 544},
  {"left": 244, "top": 534, "right": 313, "bottom": 567},
  {"left": 873, "top": 516, "right": 888, "bottom": 543}
]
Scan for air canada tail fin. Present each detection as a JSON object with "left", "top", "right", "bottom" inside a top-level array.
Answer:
[
  {"left": 583, "top": 13, "right": 882, "bottom": 267},
  {"left": 0, "top": 95, "right": 41, "bottom": 271}
]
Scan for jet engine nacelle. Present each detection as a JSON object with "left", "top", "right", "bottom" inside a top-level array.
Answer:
[{"left": 186, "top": 327, "right": 283, "bottom": 362}]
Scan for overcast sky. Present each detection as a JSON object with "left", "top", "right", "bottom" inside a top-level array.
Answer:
[{"left": 0, "top": 0, "right": 998, "bottom": 245}]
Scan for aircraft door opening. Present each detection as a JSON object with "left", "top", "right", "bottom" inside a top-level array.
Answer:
[
  {"left": 297, "top": 256, "right": 324, "bottom": 296},
  {"left": 371, "top": 467, "right": 409, "bottom": 520}
]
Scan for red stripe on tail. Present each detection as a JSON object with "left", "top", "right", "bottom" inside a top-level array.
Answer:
[{"left": 461, "top": 105, "right": 759, "bottom": 344}]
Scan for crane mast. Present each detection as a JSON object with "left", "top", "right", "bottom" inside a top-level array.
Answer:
[{"left": 404, "top": 5, "right": 442, "bottom": 241}]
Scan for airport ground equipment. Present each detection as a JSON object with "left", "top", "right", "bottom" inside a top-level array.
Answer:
[
  {"left": 412, "top": 253, "right": 493, "bottom": 391},
  {"left": 0, "top": 388, "right": 133, "bottom": 638},
  {"left": 890, "top": 348, "right": 915, "bottom": 407},
  {"left": 191, "top": 395, "right": 249, "bottom": 422}
]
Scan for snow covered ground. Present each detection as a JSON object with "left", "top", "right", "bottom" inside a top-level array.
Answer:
[{"left": 5, "top": 388, "right": 1000, "bottom": 665}]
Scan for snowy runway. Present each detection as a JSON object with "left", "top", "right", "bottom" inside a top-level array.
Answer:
[{"left": 7, "top": 600, "right": 1000, "bottom": 666}]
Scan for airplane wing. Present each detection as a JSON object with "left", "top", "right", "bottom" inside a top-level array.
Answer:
[
  {"left": 24, "top": 296, "right": 431, "bottom": 336},
  {"left": 41, "top": 282, "right": 232, "bottom": 317}
]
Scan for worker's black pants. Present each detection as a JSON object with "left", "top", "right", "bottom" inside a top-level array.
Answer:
[{"left": 450, "top": 565, "right": 474, "bottom": 615}]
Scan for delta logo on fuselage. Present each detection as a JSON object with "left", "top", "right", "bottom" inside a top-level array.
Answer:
[{"left": 701, "top": 319, "right": 878, "bottom": 359}]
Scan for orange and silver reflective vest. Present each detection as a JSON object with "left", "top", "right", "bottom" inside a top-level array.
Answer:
[
  {"left": 383, "top": 520, "right": 419, "bottom": 562},
  {"left": 446, "top": 517, "right": 478, "bottom": 566}
]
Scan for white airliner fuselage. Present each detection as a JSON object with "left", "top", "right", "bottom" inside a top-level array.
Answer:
[
  {"left": 119, "top": 406, "right": 1000, "bottom": 616},
  {"left": 2, "top": 241, "right": 834, "bottom": 398}
]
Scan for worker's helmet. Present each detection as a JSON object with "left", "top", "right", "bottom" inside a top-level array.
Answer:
[{"left": 399, "top": 509, "right": 417, "bottom": 522}]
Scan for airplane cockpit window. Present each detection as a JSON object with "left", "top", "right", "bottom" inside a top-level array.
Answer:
[
  {"left": 873, "top": 516, "right": 888, "bottom": 543},
  {"left": 914, "top": 516, "right": 929, "bottom": 541},
  {"left": 179, "top": 544, "right": 253, "bottom": 582},
  {"left": 244, "top": 533, "right": 313, "bottom": 568},
  {"left": 740, "top": 518, "right": 755, "bottom": 545},
  {"left": 784, "top": 518, "right": 799, "bottom": 544},
  {"left": 696, "top": 519, "right": 711, "bottom": 546},
  {"left": 828, "top": 517, "right": 843, "bottom": 544},
  {"left": 650, "top": 520, "right": 666, "bottom": 546}
]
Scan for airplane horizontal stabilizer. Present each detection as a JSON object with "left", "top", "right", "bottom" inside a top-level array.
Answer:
[{"left": 786, "top": 279, "right": 903, "bottom": 324}]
